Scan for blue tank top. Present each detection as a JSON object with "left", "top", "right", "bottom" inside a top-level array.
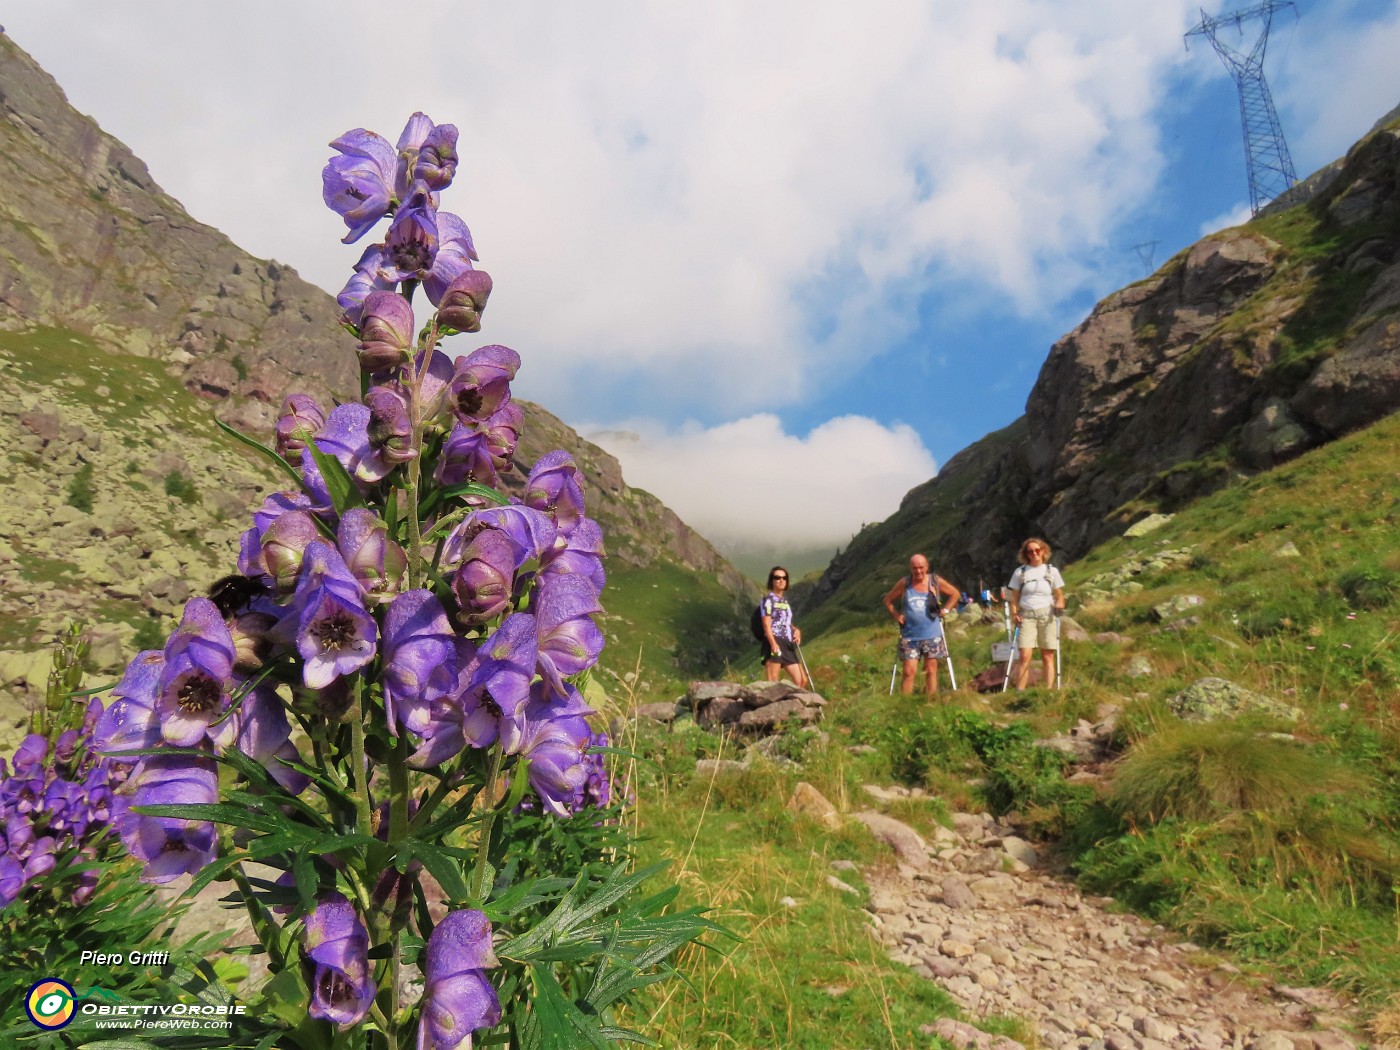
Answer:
[{"left": 901, "top": 580, "right": 944, "bottom": 641}]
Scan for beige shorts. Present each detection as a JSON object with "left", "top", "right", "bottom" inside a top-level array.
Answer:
[{"left": 1017, "top": 609, "right": 1059, "bottom": 651}]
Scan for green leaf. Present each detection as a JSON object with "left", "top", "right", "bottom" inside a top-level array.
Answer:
[
  {"left": 403, "top": 840, "right": 472, "bottom": 903},
  {"left": 215, "top": 417, "right": 305, "bottom": 489},
  {"left": 302, "top": 436, "right": 366, "bottom": 515}
]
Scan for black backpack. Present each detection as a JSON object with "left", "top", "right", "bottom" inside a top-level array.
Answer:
[{"left": 749, "top": 604, "right": 766, "bottom": 641}]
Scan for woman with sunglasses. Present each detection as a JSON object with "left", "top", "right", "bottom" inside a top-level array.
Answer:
[
  {"left": 760, "top": 567, "right": 807, "bottom": 688},
  {"left": 1007, "top": 538, "right": 1066, "bottom": 690}
]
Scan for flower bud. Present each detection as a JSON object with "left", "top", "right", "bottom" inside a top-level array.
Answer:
[
  {"left": 261, "top": 510, "right": 322, "bottom": 593},
  {"left": 450, "top": 529, "right": 516, "bottom": 625},
  {"left": 413, "top": 124, "right": 459, "bottom": 191},
  {"left": 484, "top": 403, "right": 523, "bottom": 473},
  {"left": 275, "top": 394, "right": 326, "bottom": 458},
  {"left": 356, "top": 291, "right": 416, "bottom": 373},
  {"left": 337, "top": 508, "right": 407, "bottom": 602},
  {"left": 436, "top": 270, "right": 493, "bottom": 334}
]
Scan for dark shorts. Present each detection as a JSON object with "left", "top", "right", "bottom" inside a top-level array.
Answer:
[
  {"left": 898, "top": 635, "right": 949, "bottom": 662},
  {"left": 762, "top": 637, "right": 800, "bottom": 667}
]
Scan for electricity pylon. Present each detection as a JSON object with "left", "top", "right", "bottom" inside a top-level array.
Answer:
[
  {"left": 1186, "top": 2, "right": 1298, "bottom": 215},
  {"left": 1132, "top": 241, "right": 1160, "bottom": 276}
]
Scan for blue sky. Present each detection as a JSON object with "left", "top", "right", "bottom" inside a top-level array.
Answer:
[{"left": 5, "top": 1, "right": 1399, "bottom": 562}]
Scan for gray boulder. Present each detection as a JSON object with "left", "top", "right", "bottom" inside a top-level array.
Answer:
[{"left": 1169, "top": 677, "right": 1303, "bottom": 722}]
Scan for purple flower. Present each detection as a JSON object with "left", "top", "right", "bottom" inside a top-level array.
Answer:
[
  {"left": 304, "top": 892, "right": 375, "bottom": 1030},
  {"left": 231, "top": 688, "right": 309, "bottom": 796},
  {"left": 435, "top": 423, "right": 500, "bottom": 492},
  {"left": 365, "top": 383, "right": 417, "bottom": 465},
  {"left": 483, "top": 403, "right": 523, "bottom": 475},
  {"left": 356, "top": 291, "right": 417, "bottom": 372},
  {"left": 449, "top": 527, "right": 516, "bottom": 626},
  {"left": 540, "top": 516, "right": 607, "bottom": 593},
  {"left": 436, "top": 270, "right": 492, "bottom": 334},
  {"left": 445, "top": 506, "right": 556, "bottom": 571},
  {"left": 292, "top": 549, "right": 378, "bottom": 690},
  {"left": 157, "top": 598, "right": 237, "bottom": 748},
  {"left": 275, "top": 394, "right": 326, "bottom": 459},
  {"left": 524, "top": 451, "right": 585, "bottom": 538},
  {"left": 533, "top": 575, "right": 604, "bottom": 698},
  {"left": 413, "top": 348, "right": 457, "bottom": 425},
  {"left": 339, "top": 244, "right": 397, "bottom": 327},
  {"left": 11, "top": 735, "right": 47, "bottom": 774},
  {"left": 119, "top": 755, "right": 218, "bottom": 884},
  {"left": 516, "top": 703, "right": 594, "bottom": 817},
  {"left": 0, "top": 854, "right": 23, "bottom": 907},
  {"left": 419, "top": 910, "right": 501, "bottom": 1050},
  {"left": 323, "top": 128, "right": 397, "bottom": 243},
  {"left": 422, "top": 213, "right": 480, "bottom": 306},
  {"left": 460, "top": 614, "right": 537, "bottom": 752},
  {"left": 382, "top": 590, "right": 457, "bottom": 740},
  {"left": 316, "top": 403, "right": 397, "bottom": 485},
  {"left": 383, "top": 182, "right": 439, "bottom": 283},
  {"left": 337, "top": 508, "right": 407, "bottom": 602},
  {"left": 447, "top": 345, "right": 520, "bottom": 426},
  {"left": 94, "top": 651, "right": 163, "bottom": 758}
]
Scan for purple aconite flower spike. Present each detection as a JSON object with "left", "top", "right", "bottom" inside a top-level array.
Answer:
[
  {"left": 304, "top": 892, "right": 376, "bottom": 1030},
  {"left": 419, "top": 909, "right": 501, "bottom": 1050},
  {"left": 436, "top": 424, "right": 500, "bottom": 492},
  {"left": 449, "top": 527, "right": 516, "bottom": 625},
  {"left": 323, "top": 127, "right": 397, "bottom": 243},
  {"left": 461, "top": 614, "right": 537, "bottom": 753},
  {"left": 365, "top": 383, "right": 417, "bottom": 466}
]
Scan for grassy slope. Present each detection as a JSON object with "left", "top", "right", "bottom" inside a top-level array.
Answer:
[{"left": 625, "top": 409, "right": 1400, "bottom": 1045}]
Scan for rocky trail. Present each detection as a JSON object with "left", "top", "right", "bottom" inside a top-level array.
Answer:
[{"left": 836, "top": 793, "right": 1360, "bottom": 1050}]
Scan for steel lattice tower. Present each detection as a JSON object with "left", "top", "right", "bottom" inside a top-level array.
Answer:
[{"left": 1186, "top": 2, "right": 1298, "bottom": 215}]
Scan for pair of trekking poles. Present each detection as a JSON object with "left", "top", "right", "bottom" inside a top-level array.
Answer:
[
  {"left": 886, "top": 609, "right": 958, "bottom": 695},
  {"left": 999, "top": 600, "right": 1063, "bottom": 692}
]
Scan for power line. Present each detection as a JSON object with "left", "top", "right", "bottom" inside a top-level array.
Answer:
[{"left": 1186, "top": 2, "right": 1299, "bottom": 215}]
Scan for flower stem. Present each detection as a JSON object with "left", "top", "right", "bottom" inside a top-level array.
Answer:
[
  {"left": 470, "top": 745, "right": 504, "bottom": 903},
  {"left": 349, "top": 678, "right": 373, "bottom": 844}
]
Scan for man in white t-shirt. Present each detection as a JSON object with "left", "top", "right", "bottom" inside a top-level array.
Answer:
[{"left": 1007, "top": 537, "right": 1065, "bottom": 690}]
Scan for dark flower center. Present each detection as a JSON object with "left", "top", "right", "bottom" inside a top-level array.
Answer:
[
  {"left": 393, "top": 241, "right": 433, "bottom": 273},
  {"left": 160, "top": 833, "right": 190, "bottom": 856},
  {"left": 178, "top": 676, "right": 223, "bottom": 714},
  {"left": 482, "top": 690, "right": 503, "bottom": 718},
  {"left": 457, "top": 388, "right": 484, "bottom": 417},
  {"left": 318, "top": 968, "right": 356, "bottom": 1007},
  {"left": 313, "top": 613, "right": 358, "bottom": 652}
]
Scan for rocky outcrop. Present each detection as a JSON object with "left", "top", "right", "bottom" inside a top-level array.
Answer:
[
  {"left": 0, "top": 33, "right": 356, "bottom": 408},
  {"left": 803, "top": 105, "right": 1400, "bottom": 631},
  {"left": 646, "top": 679, "right": 827, "bottom": 734}
]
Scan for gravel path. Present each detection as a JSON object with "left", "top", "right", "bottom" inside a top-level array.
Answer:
[{"left": 851, "top": 805, "right": 1360, "bottom": 1050}]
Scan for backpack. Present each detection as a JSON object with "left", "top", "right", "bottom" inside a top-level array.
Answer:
[{"left": 749, "top": 604, "right": 766, "bottom": 641}]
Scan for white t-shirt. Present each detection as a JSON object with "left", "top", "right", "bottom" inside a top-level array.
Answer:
[{"left": 1008, "top": 564, "right": 1064, "bottom": 612}]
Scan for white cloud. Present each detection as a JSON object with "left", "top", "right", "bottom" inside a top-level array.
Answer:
[
  {"left": 1199, "top": 202, "right": 1254, "bottom": 238},
  {"left": 4, "top": 0, "right": 1205, "bottom": 419},
  {"left": 584, "top": 414, "right": 937, "bottom": 551}
]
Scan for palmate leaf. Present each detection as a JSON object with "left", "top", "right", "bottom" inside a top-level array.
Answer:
[
  {"left": 501, "top": 862, "right": 672, "bottom": 960},
  {"left": 302, "top": 434, "right": 366, "bottom": 515}
]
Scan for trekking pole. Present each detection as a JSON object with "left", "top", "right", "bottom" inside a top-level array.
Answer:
[
  {"left": 888, "top": 658, "right": 898, "bottom": 695},
  {"left": 1054, "top": 607, "right": 1063, "bottom": 689},
  {"left": 945, "top": 650, "right": 958, "bottom": 691},
  {"left": 1001, "top": 624, "right": 1020, "bottom": 693},
  {"left": 796, "top": 644, "right": 813, "bottom": 691}
]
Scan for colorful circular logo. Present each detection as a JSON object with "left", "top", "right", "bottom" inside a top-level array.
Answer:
[{"left": 25, "top": 979, "right": 76, "bottom": 1030}]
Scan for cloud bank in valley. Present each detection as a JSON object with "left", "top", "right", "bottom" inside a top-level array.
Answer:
[{"left": 584, "top": 415, "right": 937, "bottom": 553}]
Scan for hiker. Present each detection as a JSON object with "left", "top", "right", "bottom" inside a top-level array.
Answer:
[
  {"left": 760, "top": 566, "right": 807, "bottom": 688},
  {"left": 883, "top": 554, "right": 960, "bottom": 696},
  {"left": 1007, "top": 537, "right": 1066, "bottom": 690}
]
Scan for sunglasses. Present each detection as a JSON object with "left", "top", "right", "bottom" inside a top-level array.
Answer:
[
  {"left": 1024, "top": 547, "right": 1045, "bottom": 555},
  {"left": 771, "top": 575, "right": 788, "bottom": 581}
]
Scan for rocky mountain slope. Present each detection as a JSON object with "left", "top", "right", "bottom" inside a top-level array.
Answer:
[
  {"left": 801, "top": 105, "right": 1400, "bottom": 634},
  {"left": 0, "top": 34, "right": 752, "bottom": 738}
]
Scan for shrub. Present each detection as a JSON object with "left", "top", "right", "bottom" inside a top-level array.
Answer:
[
  {"left": 1335, "top": 564, "right": 1400, "bottom": 610},
  {"left": 65, "top": 461, "right": 94, "bottom": 513},
  {"left": 162, "top": 469, "right": 198, "bottom": 503}
]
